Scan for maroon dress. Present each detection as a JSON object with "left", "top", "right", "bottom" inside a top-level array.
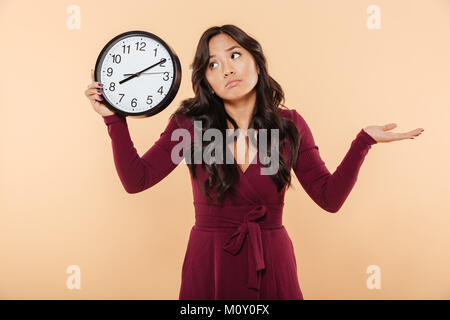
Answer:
[{"left": 102, "top": 108, "right": 377, "bottom": 300}]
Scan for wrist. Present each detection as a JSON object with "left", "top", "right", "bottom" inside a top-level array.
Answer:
[
  {"left": 103, "top": 113, "right": 125, "bottom": 125},
  {"left": 360, "top": 129, "right": 377, "bottom": 145}
]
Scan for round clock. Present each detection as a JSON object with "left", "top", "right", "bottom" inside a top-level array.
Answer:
[{"left": 94, "top": 30, "right": 182, "bottom": 118}]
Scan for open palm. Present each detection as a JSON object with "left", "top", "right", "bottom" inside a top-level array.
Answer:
[{"left": 363, "top": 123, "right": 424, "bottom": 143}]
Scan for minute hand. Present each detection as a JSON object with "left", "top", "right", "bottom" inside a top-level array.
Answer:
[{"left": 119, "top": 58, "right": 167, "bottom": 85}]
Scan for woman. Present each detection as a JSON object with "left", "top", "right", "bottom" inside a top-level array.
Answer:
[{"left": 84, "top": 24, "right": 424, "bottom": 300}]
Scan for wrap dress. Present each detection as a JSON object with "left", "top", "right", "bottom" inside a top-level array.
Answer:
[{"left": 102, "top": 107, "right": 377, "bottom": 300}]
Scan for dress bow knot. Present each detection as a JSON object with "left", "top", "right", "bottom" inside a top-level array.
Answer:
[{"left": 223, "top": 204, "right": 267, "bottom": 290}]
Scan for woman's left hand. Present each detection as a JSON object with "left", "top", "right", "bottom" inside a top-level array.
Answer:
[{"left": 363, "top": 123, "right": 424, "bottom": 143}]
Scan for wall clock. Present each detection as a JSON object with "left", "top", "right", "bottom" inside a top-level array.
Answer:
[{"left": 94, "top": 30, "right": 182, "bottom": 118}]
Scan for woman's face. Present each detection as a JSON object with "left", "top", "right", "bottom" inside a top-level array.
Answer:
[{"left": 205, "top": 33, "right": 259, "bottom": 102}]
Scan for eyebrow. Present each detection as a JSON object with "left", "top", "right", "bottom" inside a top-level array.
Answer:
[{"left": 209, "top": 45, "right": 241, "bottom": 59}]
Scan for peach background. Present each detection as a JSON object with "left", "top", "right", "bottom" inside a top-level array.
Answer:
[{"left": 0, "top": 0, "right": 449, "bottom": 299}]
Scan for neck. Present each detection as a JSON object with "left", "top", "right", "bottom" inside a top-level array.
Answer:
[{"left": 223, "top": 89, "right": 256, "bottom": 130}]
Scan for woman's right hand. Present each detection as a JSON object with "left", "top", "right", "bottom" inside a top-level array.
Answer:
[{"left": 84, "top": 69, "right": 115, "bottom": 117}]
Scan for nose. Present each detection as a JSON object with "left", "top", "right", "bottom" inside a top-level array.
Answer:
[
  {"left": 224, "top": 70, "right": 234, "bottom": 77},
  {"left": 223, "top": 62, "right": 235, "bottom": 77}
]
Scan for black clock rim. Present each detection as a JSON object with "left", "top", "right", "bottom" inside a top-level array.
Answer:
[{"left": 94, "top": 30, "right": 182, "bottom": 119}]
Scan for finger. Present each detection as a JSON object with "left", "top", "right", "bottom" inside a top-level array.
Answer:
[
  {"left": 84, "top": 88, "right": 100, "bottom": 97},
  {"left": 88, "top": 88, "right": 103, "bottom": 95},
  {"left": 382, "top": 123, "right": 397, "bottom": 131},
  {"left": 405, "top": 128, "right": 423, "bottom": 136},
  {"left": 391, "top": 132, "right": 408, "bottom": 140},
  {"left": 397, "top": 131, "right": 421, "bottom": 140},
  {"left": 87, "top": 82, "right": 103, "bottom": 91},
  {"left": 87, "top": 92, "right": 103, "bottom": 101},
  {"left": 93, "top": 95, "right": 103, "bottom": 102}
]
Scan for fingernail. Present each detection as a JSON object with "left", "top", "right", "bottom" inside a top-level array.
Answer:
[
  {"left": 97, "top": 90, "right": 102, "bottom": 94},
  {"left": 99, "top": 83, "right": 103, "bottom": 87},
  {"left": 99, "top": 97, "right": 103, "bottom": 101}
]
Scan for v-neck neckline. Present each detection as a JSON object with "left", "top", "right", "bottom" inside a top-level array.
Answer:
[
  {"left": 235, "top": 151, "right": 258, "bottom": 176},
  {"left": 225, "top": 126, "right": 259, "bottom": 176},
  {"left": 226, "top": 143, "right": 258, "bottom": 176}
]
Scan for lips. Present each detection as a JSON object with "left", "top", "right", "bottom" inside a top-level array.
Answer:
[{"left": 226, "top": 80, "right": 241, "bottom": 88}]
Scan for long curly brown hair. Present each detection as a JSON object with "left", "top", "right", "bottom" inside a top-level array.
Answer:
[{"left": 172, "top": 24, "right": 301, "bottom": 206}]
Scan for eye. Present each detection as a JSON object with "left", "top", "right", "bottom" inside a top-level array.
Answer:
[
  {"left": 209, "top": 51, "right": 241, "bottom": 69},
  {"left": 231, "top": 51, "right": 241, "bottom": 59}
]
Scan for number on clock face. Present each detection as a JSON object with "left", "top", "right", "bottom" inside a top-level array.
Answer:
[{"left": 98, "top": 35, "right": 175, "bottom": 114}]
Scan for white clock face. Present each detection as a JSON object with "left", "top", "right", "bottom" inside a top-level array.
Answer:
[{"left": 97, "top": 34, "right": 176, "bottom": 115}]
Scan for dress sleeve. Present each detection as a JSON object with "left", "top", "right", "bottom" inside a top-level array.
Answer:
[
  {"left": 103, "top": 113, "right": 192, "bottom": 194},
  {"left": 291, "top": 110, "right": 377, "bottom": 213}
]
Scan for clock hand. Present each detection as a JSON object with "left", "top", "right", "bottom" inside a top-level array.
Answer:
[
  {"left": 119, "top": 58, "right": 167, "bottom": 85},
  {"left": 123, "top": 72, "right": 166, "bottom": 76}
]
